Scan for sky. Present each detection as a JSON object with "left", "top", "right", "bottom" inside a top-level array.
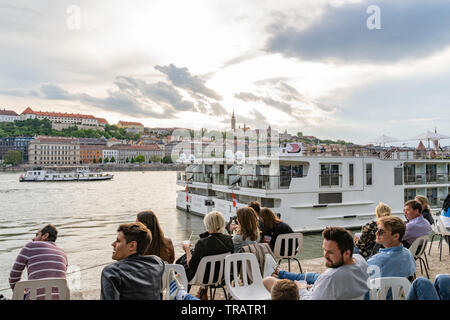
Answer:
[{"left": 1, "top": 0, "right": 450, "bottom": 146}]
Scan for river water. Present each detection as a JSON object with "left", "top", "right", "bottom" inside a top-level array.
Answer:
[{"left": 0, "top": 170, "right": 324, "bottom": 299}]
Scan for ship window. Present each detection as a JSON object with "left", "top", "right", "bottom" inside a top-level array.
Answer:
[
  {"left": 319, "top": 193, "right": 342, "bottom": 204},
  {"left": 349, "top": 164, "right": 354, "bottom": 186},
  {"left": 394, "top": 168, "right": 403, "bottom": 185},
  {"left": 366, "top": 163, "right": 373, "bottom": 185}
]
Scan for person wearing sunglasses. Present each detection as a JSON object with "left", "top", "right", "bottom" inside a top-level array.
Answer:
[{"left": 367, "top": 216, "right": 416, "bottom": 279}]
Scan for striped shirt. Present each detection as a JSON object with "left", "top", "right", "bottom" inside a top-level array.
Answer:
[{"left": 9, "top": 241, "right": 68, "bottom": 291}]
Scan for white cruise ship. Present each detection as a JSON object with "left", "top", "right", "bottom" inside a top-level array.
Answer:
[{"left": 176, "top": 142, "right": 450, "bottom": 232}]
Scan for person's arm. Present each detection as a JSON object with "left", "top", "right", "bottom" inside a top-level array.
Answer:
[
  {"left": 9, "top": 244, "right": 30, "bottom": 289},
  {"left": 100, "top": 266, "right": 121, "bottom": 300},
  {"left": 301, "top": 274, "right": 336, "bottom": 300}
]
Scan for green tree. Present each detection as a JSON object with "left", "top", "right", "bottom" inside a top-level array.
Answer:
[
  {"left": 135, "top": 155, "right": 145, "bottom": 163},
  {"left": 110, "top": 156, "right": 115, "bottom": 163},
  {"left": 131, "top": 158, "right": 135, "bottom": 163},
  {"left": 162, "top": 155, "right": 173, "bottom": 164},
  {"left": 104, "top": 157, "right": 109, "bottom": 163},
  {"left": 3, "top": 150, "right": 23, "bottom": 165},
  {"left": 125, "top": 157, "right": 130, "bottom": 163}
]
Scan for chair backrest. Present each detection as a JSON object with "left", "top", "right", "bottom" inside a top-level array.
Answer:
[
  {"left": 224, "top": 253, "right": 271, "bottom": 300},
  {"left": 241, "top": 243, "right": 275, "bottom": 277},
  {"left": 436, "top": 215, "right": 450, "bottom": 236},
  {"left": 12, "top": 278, "right": 70, "bottom": 300},
  {"left": 188, "top": 252, "right": 230, "bottom": 287},
  {"left": 161, "top": 264, "right": 188, "bottom": 299},
  {"left": 273, "top": 232, "right": 303, "bottom": 259},
  {"left": 408, "top": 235, "right": 429, "bottom": 258},
  {"left": 369, "top": 277, "right": 411, "bottom": 300}
]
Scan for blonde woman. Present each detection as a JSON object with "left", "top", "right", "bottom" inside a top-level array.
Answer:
[
  {"left": 354, "top": 202, "right": 391, "bottom": 258},
  {"left": 176, "top": 210, "right": 233, "bottom": 283},
  {"left": 415, "top": 195, "right": 434, "bottom": 225}
]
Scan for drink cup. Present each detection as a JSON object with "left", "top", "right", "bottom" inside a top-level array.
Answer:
[
  {"left": 182, "top": 240, "right": 190, "bottom": 247},
  {"left": 264, "top": 235, "right": 272, "bottom": 243}
]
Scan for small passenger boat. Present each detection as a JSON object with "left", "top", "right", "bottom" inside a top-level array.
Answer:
[{"left": 19, "top": 166, "right": 114, "bottom": 182}]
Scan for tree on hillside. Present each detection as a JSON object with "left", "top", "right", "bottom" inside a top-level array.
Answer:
[{"left": 3, "top": 150, "right": 23, "bottom": 166}]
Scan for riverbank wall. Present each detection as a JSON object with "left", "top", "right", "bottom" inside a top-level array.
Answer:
[{"left": 1, "top": 163, "right": 187, "bottom": 173}]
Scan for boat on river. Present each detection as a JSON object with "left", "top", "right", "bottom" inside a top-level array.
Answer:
[
  {"left": 19, "top": 166, "right": 114, "bottom": 182},
  {"left": 176, "top": 142, "right": 450, "bottom": 232}
]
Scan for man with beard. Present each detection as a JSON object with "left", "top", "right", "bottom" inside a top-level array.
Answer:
[{"left": 262, "top": 226, "right": 369, "bottom": 299}]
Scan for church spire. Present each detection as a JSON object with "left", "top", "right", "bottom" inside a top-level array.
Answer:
[{"left": 231, "top": 108, "right": 236, "bottom": 130}]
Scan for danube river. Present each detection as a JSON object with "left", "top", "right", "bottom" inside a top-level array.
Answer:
[{"left": 0, "top": 170, "right": 324, "bottom": 299}]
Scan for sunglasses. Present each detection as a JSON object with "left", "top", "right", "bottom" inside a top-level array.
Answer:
[{"left": 375, "top": 228, "right": 390, "bottom": 235}]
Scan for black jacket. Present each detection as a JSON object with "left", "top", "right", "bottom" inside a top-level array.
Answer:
[
  {"left": 187, "top": 233, "right": 233, "bottom": 281},
  {"left": 100, "top": 253, "right": 164, "bottom": 300},
  {"left": 263, "top": 221, "right": 294, "bottom": 252}
]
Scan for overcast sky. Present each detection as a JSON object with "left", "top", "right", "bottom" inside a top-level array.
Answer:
[{"left": 1, "top": 0, "right": 450, "bottom": 145}]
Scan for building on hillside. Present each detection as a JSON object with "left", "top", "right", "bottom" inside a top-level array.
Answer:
[
  {"left": 117, "top": 121, "right": 144, "bottom": 134},
  {"left": 28, "top": 136, "right": 80, "bottom": 165},
  {"left": 102, "top": 148, "right": 119, "bottom": 163},
  {"left": 79, "top": 145, "right": 104, "bottom": 163},
  {"left": 0, "top": 109, "right": 20, "bottom": 122},
  {"left": 20, "top": 107, "right": 104, "bottom": 131},
  {"left": 114, "top": 144, "right": 163, "bottom": 163},
  {"left": 0, "top": 137, "right": 34, "bottom": 162},
  {"left": 96, "top": 118, "right": 109, "bottom": 127}
]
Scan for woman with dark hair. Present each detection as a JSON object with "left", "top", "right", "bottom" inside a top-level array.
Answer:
[
  {"left": 415, "top": 195, "right": 434, "bottom": 225},
  {"left": 137, "top": 210, "right": 175, "bottom": 263},
  {"left": 259, "top": 207, "right": 294, "bottom": 251},
  {"left": 232, "top": 207, "right": 260, "bottom": 252}
]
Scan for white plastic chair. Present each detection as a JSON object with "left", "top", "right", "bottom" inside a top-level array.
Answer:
[
  {"left": 273, "top": 232, "right": 303, "bottom": 272},
  {"left": 408, "top": 235, "right": 430, "bottom": 279},
  {"left": 188, "top": 252, "right": 230, "bottom": 300},
  {"left": 161, "top": 264, "right": 189, "bottom": 300},
  {"left": 12, "top": 278, "right": 70, "bottom": 300},
  {"left": 368, "top": 277, "right": 411, "bottom": 300},
  {"left": 432, "top": 215, "right": 450, "bottom": 261},
  {"left": 225, "top": 253, "right": 271, "bottom": 300}
]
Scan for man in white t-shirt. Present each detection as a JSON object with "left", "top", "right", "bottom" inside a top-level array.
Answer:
[{"left": 263, "top": 226, "right": 369, "bottom": 300}]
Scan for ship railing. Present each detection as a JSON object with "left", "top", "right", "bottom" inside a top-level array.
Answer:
[
  {"left": 404, "top": 173, "right": 449, "bottom": 185},
  {"left": 300, "top": 149, "right": 450, "bottom": 160}
]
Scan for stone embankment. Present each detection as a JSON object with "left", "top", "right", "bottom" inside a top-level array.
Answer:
[{"left": 1, "top": 163, "right": 187, "bottom": 173}]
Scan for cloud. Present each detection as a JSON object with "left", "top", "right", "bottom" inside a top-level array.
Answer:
[
  {"left": 265, "top": 0, "right": 450, "bottom": 63},
  {"left": 155, "top": 64, "right": 222, "bottom": 100},
  {"left": 2, "top": 63, "right": 230, "bottom": 120}
]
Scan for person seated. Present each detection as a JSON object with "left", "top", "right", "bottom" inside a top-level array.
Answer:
[
  {"left": 137, "top": 210, "right": 175, "bottom": 263},
  {"left": 263, "top": 227, "right": 369, "bottom": 300},
  {"left": 9, "top": 225, "right": 68, "bottom": 300},
  {"left": 367, "top": 216, "right": 416, "bottom": 278},
  {"left": 260, "top": 207, "right": 294, "bottom": 252},
  {"left": 354, "top": 202, "right": 391, "bottom": 258},
  {"left": 175, "top": 211, "right": 233, "bottom": 296},
  {"left": 167, "top": 270, "right": 300, "bottom": 300},
  {"left": 248, "top": 200, "right": 264, "bottom": 242},
  {"left": 415, "top": 195, "right": 434, "bottom": 226},
  {"left": 406, "top": 274, "right": 450, "bottom": 300},
  {"left": 231, "top": 207, "right": 260, "bottom": 253},
  {"left": 402, "top": 200, "right": 432, "bottom": 248},
  {"left": 440, "top": 194, "right": 450, "bottom": 245},
  {"left": 100, "top": 222, "right": 165, "bottom": 300},
  {"left": 270, "top": 278, "right": 300, "bottom": 300}
]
